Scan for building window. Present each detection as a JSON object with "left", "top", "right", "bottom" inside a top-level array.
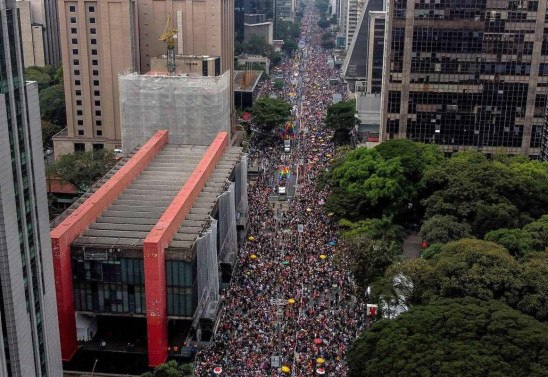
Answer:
[
  {"left": 74, "top": 143, "right": 85, "bottom": 151},
  {"left": 75, "top": 90, "right": 81, "bottom": 96},
  {"left": 96, "top": 120, "right": 102, "bottom": 126},
  {"left": 94, "top": 100, "right": 100, "bottom": 106},
  {"left": 69, "top": 5, "right": 76, "bottom": 12},
  {"left": 91, "top": 49, "right": 97, "bottom": 55},
  {"left": 90, "top": 17, "right": 96, "bottom": 23},
  {"left": 93, "top": 80, "right": 99, "bottom": 86},
  {"left": 71, "top": 27, "right": 77, "bottom": 34},
  {"left": 73, "top": 59, "right": 79, "bottom": 65},
  {"left": 90, "top": 28, "right": 96, "bottom": 34},
  {"left": 74, "top": 69, "right": 80, "bottom": 75},
  {"left": 95, "top": 110, "right": 101, "bottom": 116},
  {"left": 91, "top": 39, "right": 97, "bottom": 45},
  {"left": 77, "top": 110, "right": 83, "bottom": 116},
  {"left": 92, "top": 70, "right": 98, "bottom": 76},
  {"left": 92, "top": 59, "right": 98, "bottom": 65},
  {"left": 78, "top": 130, "right": 84, "bottom": 135},
  {"left": 72, "top": 48, "right": 78, "bottom": 55},
  {"left": 88, "top": 5, "right": 95, "bottom": 12},
  {"left": 71, "top": 38, "right": 78, "bottom": 44},
  {"left": 76, "top": 100, "right": 82, "bottom": 105},
  {"left": 70, "top": 17, "right": 76, "bottom": 23},
  {"left": 93, "top": 144, "right": 104, "bottom": 151},
  {"left": 96, "top": 130, "right": 103, "bottom": 136},
  {"left": 77, "top": 120, "right": 83, "bottom": 126},
  {"left": 94, "top": 90, "right": 100, "bottom": 96},
  {"left": 75, "top": 79, "right": 81, "bottom": 85}
]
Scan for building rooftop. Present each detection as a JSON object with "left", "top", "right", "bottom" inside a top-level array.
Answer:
[
  {"left": 234, "top": 70, "right": 262, "bottom": 92},
  {"left": 72, "top": 144, "right": 242, "bottom": 250}
]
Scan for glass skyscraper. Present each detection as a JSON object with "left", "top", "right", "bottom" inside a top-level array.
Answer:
[
  {"left": 0, "top": 0, "right": 62, "bottom": 375},
  {"left": 382, "top": 0, "right": 547, "bottom": 157}
]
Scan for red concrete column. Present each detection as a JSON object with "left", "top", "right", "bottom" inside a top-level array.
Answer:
[
  {"left": 143, "top": 132, "right": 228, "bottom": 366},
  {"left": 50, "top": 130, "right": 168, "bottom": 361}
]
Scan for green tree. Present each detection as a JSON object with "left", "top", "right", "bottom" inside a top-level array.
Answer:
[
  {"left": 54, "top": 65, "right": 63, "bottom": 83},
  {"left": 47, "top": 149, "right": 116, "bottom": 192},
  {"left": 523, "top": 214, "right": 548, "bottom": 251},
  {"left": 339, "top": 217, "right": 405, "bottom": 242},
  {"left": 518, "top": 251, "right": 548, "bottom": 321},
  {"left": 324, "top": 99, "right": 359, "bottom": 145},
  {"left": 282, "top": 39, "right": 298, "bottom": 53},
  {"left": 243, "top": 34, "right": 270, "bottom": 55},
  {"left": 141, "top": 360, "right": 193, "bottom": 377},
  {"left": 419, "top": 215, "right": 473, "bottom": 244},
  {"left": 39, "top": 83, "right": 66, "bottom": 126},
  {"left": 348, "top": 298, "right": 548, "bottom": 377},
  {"left": 344, "top": 234, "right": 402, "bottom": 293},
  {"left": 318, "top": 17, "right": 330, "bottom": 29},
  {"left": 324, "top": 148, "right": 407, "bottom": 219},
  {"left": 420, "top": 152, "right": 548, "bottom": 237},
  {"left": 315, "top": 0, "right": 330, "bottom": 14},
  {"left": 25, "top": 66, "right": 54, "bottom": 91},
  {"left": 41, "top": 120, "right": 62, "bottom": 148},
  {"left": 321, "top": 39, "right": 335, "bottom": 49},
  {"left": 250, "top": 96, "right": 291, "bottom": 133},
  {"left": 484, "top": 228, "right": 536, "bottom": 259},
  {"left": 374, "top": 139, "right": 443, "bottom": 183}
]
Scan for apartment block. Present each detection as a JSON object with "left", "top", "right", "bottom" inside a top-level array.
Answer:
[
  {"left": 0, "top": 0, "right": 62, "bottom": 375},
  {"left": 381, "top": 0, "right": 548, "bottom": 157}
]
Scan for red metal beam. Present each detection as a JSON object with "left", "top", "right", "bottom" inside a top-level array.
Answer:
[
  {"left": 143, "top": 132, "right": 229, "bottom": 366},
  {"left": 50, "top": 130, "right": 168, "bottom": 361}
]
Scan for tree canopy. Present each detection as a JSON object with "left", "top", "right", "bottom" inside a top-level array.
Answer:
[
  {"left": 39, "top": 83, "right": 66, "bottom": 126},
  {"left": 324, "top": 99, "right": 359, "bottom": 145},
  {"left": 47, "top": 149, "right": 117, "bottom": 192},
  {"left": 378, "top": 239, "right": 548, "bottom": 321},
  {"left": 348, "top": 297, "right": 548, "bottom": 377},
  {"left": 250, "top": 96, "right": 292, "bottom": 133},
  {"left": 420, "top": 153, "right": 548, "bottom": 238},
  {"left": 141, "top": 360, "right": 193, "bottom": 377}
]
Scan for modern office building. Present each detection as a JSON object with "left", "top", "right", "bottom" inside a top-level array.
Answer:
[
  {"left": 0, "top": 0, "right": 62, "bottom": 375},
  {"left": 16, "top": 0, "right": 46, "bottom": 67},
  {"left": 345, "top": 0, "right": 365, "bottom": 49},
  {"left": 342, "top": 0, "right": 385, "bottom": 144},
  {"left": 541, "top": 109, "right": 548, "bottom": 161},
  {"left": 381, "top": 0, "right": 548, "bottom": 157},
  {"left": 54, "top": 0, "right": 234, "bottom": 158},
  {"left": 50, "top": 130, "right": 248, "bottom": 367}
]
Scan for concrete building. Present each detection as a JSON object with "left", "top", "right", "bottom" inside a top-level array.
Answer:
[
  {"left": 150, "top": 55, "right": 221, "bottom": 77},
  {"left": 275, "top": 0, "right": 294, "bottom": 20},
  {"left": 541, "top": 109, "right": 548, "bottom": 161},
  {"left": 16, "top": 0, "right": 45, "bottom": 67},
  {"left": 15, "top": 0, "right": 60, "bottom": 67},
  {"left": 234, "top": 70, "right": 263, "bottom": 109},
  {"left": 244, "top": 14, "right": 274, "bottom": 45},
  {"left": 50, "top": 130, "right": 248, "bottom": 367},
  {"left": 0, "top": 0, "right": 62, "bottom": 375},
  {"left": 345, "top": 0, "right": 365, "bottom": 49},
  {"left": 342, "top": 0, "right": 385, "bottom": 144},
  {"left": 54, "top": 0, "right": 234, "bottom": 158},
  {"left": 381, "top": 0, "right": 547, "bottom": 157}
]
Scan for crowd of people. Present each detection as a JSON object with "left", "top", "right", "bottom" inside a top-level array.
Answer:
[{"left": 195, "top": 2, "right": 368, "bottom": 376}]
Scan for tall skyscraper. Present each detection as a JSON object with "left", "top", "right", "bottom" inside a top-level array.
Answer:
[
  {"left": 54, "top": 0, "right": 234, "bottom": 158},
  {"left": 0, "top": 0, "right": 62, "bottom": 375},
  {"left": 381, "top": 0, "right": 547, "bottom": 157}
]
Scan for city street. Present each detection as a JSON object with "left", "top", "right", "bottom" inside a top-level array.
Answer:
[{"left": 195, "top": 1, "right": 368, "bottom": 376}]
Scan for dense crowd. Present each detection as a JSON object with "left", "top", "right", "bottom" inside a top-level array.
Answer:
[{"left": 195, "top": 2, "right": 367, "bottom": 376}]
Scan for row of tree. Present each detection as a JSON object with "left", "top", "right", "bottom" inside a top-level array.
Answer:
[{"left": 320, "top": 140, "right": 548, "bottom": 375}]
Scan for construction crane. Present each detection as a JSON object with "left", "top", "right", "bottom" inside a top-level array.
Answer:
[{"left": 159, "top": 14, "right": 177, "bottom": 74}]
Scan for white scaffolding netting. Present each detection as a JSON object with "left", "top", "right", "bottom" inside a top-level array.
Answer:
[
  {"left": 119, "top": 71, "right": 230, "bottom": 151},
  {"left": 234, "top": 154, "right": 249, "bottom": 221},
  {"left": 218, "top": 182, "right": 238, "bottom": 265},
  {"left": 196, "top": 218, "right": 219, "bottom": 313}
]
